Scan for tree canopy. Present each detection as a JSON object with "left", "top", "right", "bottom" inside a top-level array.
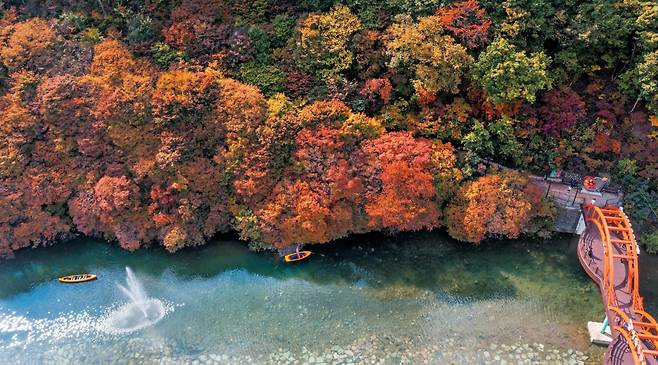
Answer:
[{"left": 0, "top": 0, "right": 656, "bottom": 256}]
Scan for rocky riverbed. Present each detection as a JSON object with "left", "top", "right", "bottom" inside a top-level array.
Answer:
[{"left": 37, "top": 334, "right": 601, "bottom": 365}]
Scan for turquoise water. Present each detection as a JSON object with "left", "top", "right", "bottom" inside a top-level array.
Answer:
[{"left": 2, "top": 231, "right": 653, "bottom": 364}]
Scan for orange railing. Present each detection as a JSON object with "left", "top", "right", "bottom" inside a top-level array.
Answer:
[{"left": 583, "top": 204, "right": 658, "bottom": 365}]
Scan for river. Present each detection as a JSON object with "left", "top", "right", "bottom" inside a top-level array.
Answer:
[{"left": 1, "top": 231, "right": 656, "bottom": 364}]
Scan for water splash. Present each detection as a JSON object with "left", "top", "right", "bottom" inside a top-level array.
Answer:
[
  {"left": 100, "top": 267, "right": 166, "bottom": 334},
  {"left": 117, "top": 267, "right": 150, "bottom": 317}
]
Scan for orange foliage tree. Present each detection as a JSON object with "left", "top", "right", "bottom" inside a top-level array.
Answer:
[
  {"left": 152, "top": 69, "right": 219, "bottom": 127},
  {"left": 0, "top": 18, "right": 57, "bottom": 73},
  {"left": 445, "top": 171, "right": 534, "bottom": 243},
  {"left": 84, "top": 39, "right": 156, "bottom": 159}
]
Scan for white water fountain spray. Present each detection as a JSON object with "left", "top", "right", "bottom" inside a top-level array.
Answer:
[
  {"left": 117, "top": 268, "right": 150, "bottom": 317},
  {"left": 100, "top": 267, "right": 166, "bottom": 334}
]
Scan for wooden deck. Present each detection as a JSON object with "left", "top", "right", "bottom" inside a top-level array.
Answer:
[{"left": 577, "top": 205, "right": 658, "bottom": 365}]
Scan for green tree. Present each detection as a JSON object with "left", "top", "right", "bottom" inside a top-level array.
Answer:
[
  {"left": 150, "top": 42, "right": 186, "bottom": 69},
  {"left": 345, "top": 0, "right": 395, "bottom": 29},
  {"left": 388, "top": 0, "right": 442, "bottom": 18},
  {"left": 471, "top": 38, "right": 551, "bottom": 104},
  {"left": 271, "top": 15, "right": 297, "bottom": 48},
  {"left": 232, "top": 0, "right": 270, "bottom": 25},
  {"left": 495, "top": 0, "right": 562, "bottom": 52},
  {"left": 239, "top": 63, "right": 287, "bottom": 96},
  {"left": 641, "top": 229, "right": 658, "bottom": 254},
  {"left": 612, "top": 159, "right": 658, "bottom": 223},
  {"left": 574, "top": 0, "right": 636, "bottom": 68},
  {"left": 620, "top": 50, "right": 658, "bottom": 115},
  {"left": 635, "top": 1, "right": 658, "bottom": 51},
  {"left": 124, "top": 11, "right": 155, "bottom": 45},
  {"left": 248, "top": 26, "right": 272, "bottom": 65},
  {"left": 462, "top": 120, "right": 494, "bottom": 156},
  {"left": 492, "top": 0, "right": 636, "bottom": 77},
  {"left": 487, "top": 117, "right": 523, "bottom": 165},
  {"left": 462, "top": 118, "right": 523, "bottom": 166}
]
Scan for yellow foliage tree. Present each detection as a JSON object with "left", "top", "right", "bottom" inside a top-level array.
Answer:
[
  {"left": 385, "top": 15, "right": 473, "bottom": 99},
  {"left": 299, "top": 4, "right": 362, "bottom": 78}
]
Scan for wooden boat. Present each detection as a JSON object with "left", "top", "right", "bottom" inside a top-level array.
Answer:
[
  {"left": 58, "top": 274, "right": 97, "bottom": 283},
  {"left": 284, "top": 251, "right": 312, "bottom": 263}
]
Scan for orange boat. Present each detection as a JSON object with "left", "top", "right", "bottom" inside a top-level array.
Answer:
[
  {"left": 58, "top": 274, "right": 97, "bottom": 283},
  {"left": 284, "top": 251, "right": 312, "bottom": 263}
]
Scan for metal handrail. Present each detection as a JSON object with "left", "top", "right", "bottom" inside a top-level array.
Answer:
[{"left": 583, "top": 204, "right": 658, "bottom": 364}]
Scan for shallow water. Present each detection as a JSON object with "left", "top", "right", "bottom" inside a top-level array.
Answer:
[{"left": 0, "top": 231, "right": 655, "bottom": 364}]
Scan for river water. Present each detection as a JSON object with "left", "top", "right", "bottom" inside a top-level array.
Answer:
[{"left": 1, "top": 231, "right": 656, "bottom": 364}]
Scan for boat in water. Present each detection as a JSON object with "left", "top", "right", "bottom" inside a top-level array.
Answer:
[
  {"left": 284, "top": 251, "right": 312, "bottom": 263},
  {"left": 58, "top": 274, "right": 97, "bottom": 283}
]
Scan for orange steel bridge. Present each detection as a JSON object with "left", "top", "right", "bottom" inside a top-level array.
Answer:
[{"left": 578, "top": 204, "right": 658, "bottom": 365}]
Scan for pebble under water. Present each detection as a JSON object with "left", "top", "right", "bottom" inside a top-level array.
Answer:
[{"left": 1, "top": 231, "right": 656, "bottom": 364}]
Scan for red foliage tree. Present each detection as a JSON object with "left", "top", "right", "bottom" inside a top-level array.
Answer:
[
  {"left": 1, "top": 187, "right": 71, "bottom": 258},
  {"left": 362, "top": 131, "right": 443, "bottom": 232},
  {"left": 90, "top": 176, "right": 153, "bottom": 250},
  {"left": 255, "top": 124, "right": 368, "bottom": 248},
  {"left": 436, "top": 0, "right": 492, "bottom": 49},
  {"left": 539, "top": 87, "right": 586, "bottom": 136},
  {"left": 162, "top": 0, "right": 232, "bottom": 57},
  {"left": 592, "top": 132, "right": 622, "bottom": 154},
  {"left": 361, "top": 78, "right": 392, "bottom": 106},
  {"left": 0, "top": 171, "right": 73, "bottom": 258},
  {"left": 284, "top": 68, "right": 315, "bottom": 99},
  {"left": 352, "top": 30, "right": 388, "bottom": 79}
]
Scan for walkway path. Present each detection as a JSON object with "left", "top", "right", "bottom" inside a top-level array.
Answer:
[
  {"left": 530, "top": 176, "right": 623, "bottom": 209},
  {"left": 578, "top": 205, "right": 658, "bottom": 365}
]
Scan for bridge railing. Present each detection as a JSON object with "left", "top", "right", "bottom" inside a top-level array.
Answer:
[{"left": 582, "top": 204, "right": 658, "bottom": 365}]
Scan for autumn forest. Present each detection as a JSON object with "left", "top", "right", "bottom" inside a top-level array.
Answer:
[{"left": 0, "top": 0, "right": 656, "bottom": 258}]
